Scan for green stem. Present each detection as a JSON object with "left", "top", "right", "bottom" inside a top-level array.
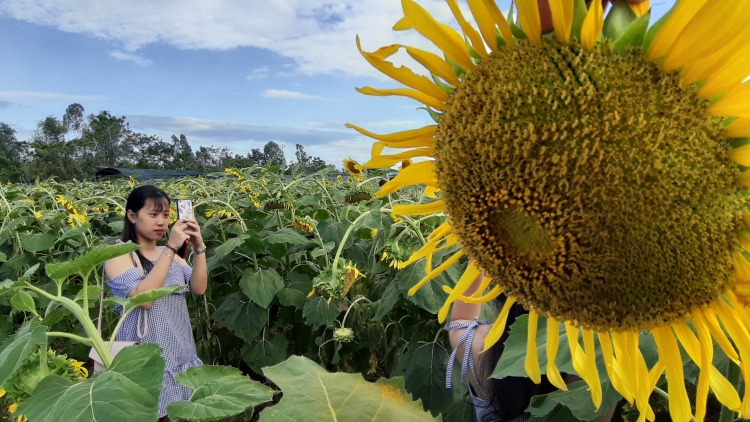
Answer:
[
  {"left": 47, "top": 332, "right": 93, "bottom": 345},
  {"left": 312, "top": 179, "right": 340, "bottom": 222},
  {"left": 720, "top": 362, "right": 742, "bottom": 422},
  {"left": 23, "top": 282, "right": 112, "bottom": 368},
  {"left": 340, "top": 296, "right": 372, "bottom": 328}
]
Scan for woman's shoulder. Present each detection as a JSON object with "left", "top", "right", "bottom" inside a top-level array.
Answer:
[
  {"left": 104, "top": 253, "right": 137, "bottom": 280},
  {"left": 447, "top": 319, "right": 492, "bottom": 357}
]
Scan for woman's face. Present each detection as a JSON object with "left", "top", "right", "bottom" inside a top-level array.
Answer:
[{"left": 128, "top": 199, "right": 170, "bottom": 242}]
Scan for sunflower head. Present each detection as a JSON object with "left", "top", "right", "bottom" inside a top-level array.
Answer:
[
  {"left": 224, "top": 168, "right": 244, "bottom": 179},
  {"left": 293, "top": 216, "right": 316, "bottom": 234},
  {"left": 343, "top": 157, "right": 364, "bottom": 181},
  {"left": 350, "top": 0, "right": 750, "bottom": 420},
  {"left": 205, "top": 207, "right": 235, "bottom": 219},
  {"left": 333, "top": 327, "right": 355, "bottom": 343}
]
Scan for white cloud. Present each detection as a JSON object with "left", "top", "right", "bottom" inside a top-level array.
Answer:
[
  {"left": 246, "top": 66, "right": 270, "bottom": 81},
  {"left": 261, "top": 89, "right": 331, "bottom": 100},
  {"left": 126, "top": 114, "right": 370, "bottom": 164},
  {"left": 0, "top": 0, "right": 463, "bottom": 78},
  {"left": 109, "top": 50, "right": 153, "bottom": 66},
  {"left": 0, "top": 91, "right": 106, "bottom": 100}
]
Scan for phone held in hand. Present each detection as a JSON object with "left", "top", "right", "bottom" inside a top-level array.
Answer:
[{"left": 176, "top": 199, "right": 193, "bottom": 259}]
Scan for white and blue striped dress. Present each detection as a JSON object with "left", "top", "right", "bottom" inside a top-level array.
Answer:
[{"left": 108, "top": 249, "right": 203, "bottom": 419}]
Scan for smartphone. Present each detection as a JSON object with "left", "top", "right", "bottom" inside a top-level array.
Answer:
[{"left": 176, "top": 199, "right": 194, "bottom": 259}]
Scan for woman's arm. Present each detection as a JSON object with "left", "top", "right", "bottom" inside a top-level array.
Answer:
[
  {"left": 449, "top": 269, "right": 485, "bottom": 322},
  {"left": 185, "top": 220, "right": 208, "bottom": 295}
]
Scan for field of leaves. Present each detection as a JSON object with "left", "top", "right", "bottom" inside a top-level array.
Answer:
[{"left": 0, "top": 166, "right": 479, "bottom": 421}]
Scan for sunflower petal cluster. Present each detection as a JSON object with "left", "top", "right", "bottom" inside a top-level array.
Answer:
[
  {"left": 56, "top": 195, "right": 87, "bottom": 228},
  {"left": 349, "top": 1, "right": 750, "bottom": 421}
]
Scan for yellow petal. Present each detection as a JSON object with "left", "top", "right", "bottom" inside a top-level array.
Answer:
[
  {"left": 525, "top": 310, "right": 542, "bottom": 384},
  {"left": 357, "top": 36, "right": 449, "bottom": 101},
  {"left": 482, "top": 296, "right": 517, "bottom": 352},
  {"left": 583, "top": 328, "right": 602, "bottom": 409},
  {"left": 646, "top": 0, "right": 709, "bottom": 61},
  {"left": 630, "top": 0, "right": 650, "bottom": 17},
  {"left": 471, "top": 272, "right": 491, "bottom": 298},
  {"left": 699, "top": 44, "right": 750, "bottom": 99},
  {"left": 729, "top": 144, "right": 750, "bottom": 168},
  {"left": 598, "top": 332, "right": 630, "bottom": 402},
  {"left": 377, "top": 161, "right": 437, "bottom": 196},
  {"left": 393, "top": 200, "right": 446, "bottom": 217},
  {"left": 701, "top": 308, "right": 740, "bottom": 363},
  {"left": 581, "top": 0, "right": 604, "bottom": 52},
  {"left": 694, "top": 311, "right": 742, "bottom": 413},
  {"left": 661, "top": 1, "right": 750, "bottom": 72},
  {"left": 437, "top": 261, "right": 481, "bottom": 321},
  {"left": 408, "top": 250, "right": 464, "bottom": 296},
  {"left": 345, "top": 123, "right": 436, "bottom": 143},
  {"left": 467, "top": 0, "right": 500, "bottom": 53},
  {"left": 548, "top": 0, "right": 574, "bottom": 45},
  {"left": 446, "top": 0, "right": 487, "bottom": 58},
  {"left": 611, "top": 332, "right": 636, "bottom": 404},
  {"left": 403, "top": 46, "right": 460, "bottom": 86},
  {"left": 680, "top": 29, "right": 750, "bottom": 86},
  {"left": 726, "top": 118, "right": 750, "bottom": 139},
  {"left": 0, "top": 388, "right": 5, "bottom": 398},
  {"left": 401, "top": 0, "right": 475, "bottom": 71},
  {"left": 713, "top": 301, "right": 750, "bottom": 414},
  {"left": 516, "top": 0, "right": 542, "bottom": 45},
  {"left": 479, "top": 0, "right": 515, "bottom": 47},
  {"left": 425, "top": 186, "right": 440, "bottom": 198},
  {"left": 547, "top": 317, "right": 568, "bottom": 391},
  {"left": 444, "top": 285, "right": 503, "bottom": 304},
  {"left": 360, "top": 147, "right": 435, "bottom": 169},
  {"left": 652, "top": 326, "right": 691, "bottom": 422},
  {"left": 355, "top": 86, "right": 446, "bottom": 110},
  {"left": 708, "top": 83, "right": 750, "bottom": 118}
]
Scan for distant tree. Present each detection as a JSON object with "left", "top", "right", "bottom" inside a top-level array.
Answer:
[
  {"left": 195, "top": 145, "right": 232, "bottom": 171},
  {"left": 83, "top": 111, "right": 133, "bottom": 167},
  {"left": 249, "top": 148, "right": 265, "bottom": 166},
  {"left": 0, "top": 123, "right": 26, "bottom": 182},
  {"left": 63, "top": 103, "right": 86, "bottom": 138},
  {"left": 263, "top": 141, "right": 286, "bottom": 167},
  {"left": 170, "top": 134, "right": 194, "bottom": 169},
  {"left": 295, "top": 143, "right": 310, "bottom": 166}
]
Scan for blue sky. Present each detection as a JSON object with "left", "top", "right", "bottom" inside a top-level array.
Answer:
[{"left": 0, "top": 0, "right": 674, "bottom": 166}]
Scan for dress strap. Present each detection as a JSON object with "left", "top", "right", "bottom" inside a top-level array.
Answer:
[{"left": 444, "top": 317, "right": 490, "bottom": 401}]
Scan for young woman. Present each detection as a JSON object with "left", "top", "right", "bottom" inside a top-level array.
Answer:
[
  {"left": 104, "top": 185, "right": 208, "bottom": 422},
  {"left": 445, "top": 271, "right": 614, "bottom": 422}
]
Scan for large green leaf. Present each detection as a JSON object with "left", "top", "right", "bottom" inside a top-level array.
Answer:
[
  {"left": 266, "top": 228, "right": 309, "bottom": 245},
  {"left": 240, "top": 267, "right": 284, "bottom": 308},
  {"left": 242, "top": 332, "right": 289, "bottom": 374},
  {"left": 602, "top": 0, "right": 638, "bottom": 41},
  {"left": 0, "top": 323, "right": 47, "bottom": 388},
  {"left": 211, "top": 293, "right": 268, "bottom": 342},
  {"left": 302, "top": 296, "right": 342, "bottom": 330},
  {"left": 104, "top": 285, "right": 186, "bottom": 314},
  {"left": 320, "top": 221, "right": 354, "bottom": 249},
  {"left": 20, "top": 233, "right": 56, "bottom": 253},
  {"left": 393, "top": 341, "right": 454, "bottom": 417},
  {"left": 17, "top": 343, "right": 165, "bottom": 422},
  {"left": 612, "top": 11, "right": 650, "bottom": 52},
  {"left": 397, "top": 259, "right": 453, "bottom": 314},
  {"left": 260, "top": 356, "right": 437, "bottom": 422},
  {"left": 528, "top": 380, "right": 622, "bottom": 421},
  {"left": 214, "top": 235, "right": 250, "bottom": 257},
  {"left": 372, "top": 280, "right": 400, "bottom": 322},
  {"left": 359, "top": 208, "right": 384, "bottom": 230},
  {"left": 276, "top": 271, "right": 313, "bottom": 309},
  {"left": 167, "top": 366, "right": 275, "bottom": 422},
  {"left": 46, "top": 243, "right": 140, "bottom": 281}
]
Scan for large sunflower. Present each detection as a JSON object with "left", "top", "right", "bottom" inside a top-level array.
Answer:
[{"left": 348, "top": 0, "right": 750, "bottom": 421}]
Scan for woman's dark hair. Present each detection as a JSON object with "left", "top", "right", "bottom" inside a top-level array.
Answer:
[
  {"left": 122, "top": 185, "right": 171, "bottom": 273},
  {"left": 479, "top": 295, "right": 556, "bottom": 422}
]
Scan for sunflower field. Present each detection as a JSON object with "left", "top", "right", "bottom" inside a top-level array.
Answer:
[{"left": 0, "top": 167, "right": 481, "bottom": 422}]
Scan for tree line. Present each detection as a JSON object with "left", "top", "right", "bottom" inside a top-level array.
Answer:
[{"left": 0, "top": 103, "right": 329, "bottom": 183}]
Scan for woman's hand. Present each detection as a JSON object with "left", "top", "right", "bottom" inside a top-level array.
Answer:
[
  {"left": 539, "top": 0, "right": 649, "bottom": 33},
  {"left": 167, "top": 218, "right": 191, "bottom": 250},
  {"left": 184, "top": 220, "right": 205, "bottom": 250}
]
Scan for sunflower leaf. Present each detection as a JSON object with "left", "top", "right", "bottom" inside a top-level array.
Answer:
[
  {"left": 528, "top": 380, "right": 622, "bottom": 421},
  {"left": 260, "top": 356, "right": 436, "bottom": 422},
  {"left": 602, "top": 0, "right": 638, "bottom": 41},
  {"left": 612, "top": 12, "right": 651, "bottom": 52}
]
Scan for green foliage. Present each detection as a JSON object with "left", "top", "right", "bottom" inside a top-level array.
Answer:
[
  {"left": 261, "top": 356, "right": 437, "bottom": 421},
  {"left": 0, "top": 323, "right": 47, "bottom": 388},
  {"left": 17, "top": 344, "right": 166, "bottom": 421},
  {"left": 167, "top": 366, "right": 275, "bottom": 422},
  {"left": 2, "top": 347, "right": 87, "bottom": 403}
]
